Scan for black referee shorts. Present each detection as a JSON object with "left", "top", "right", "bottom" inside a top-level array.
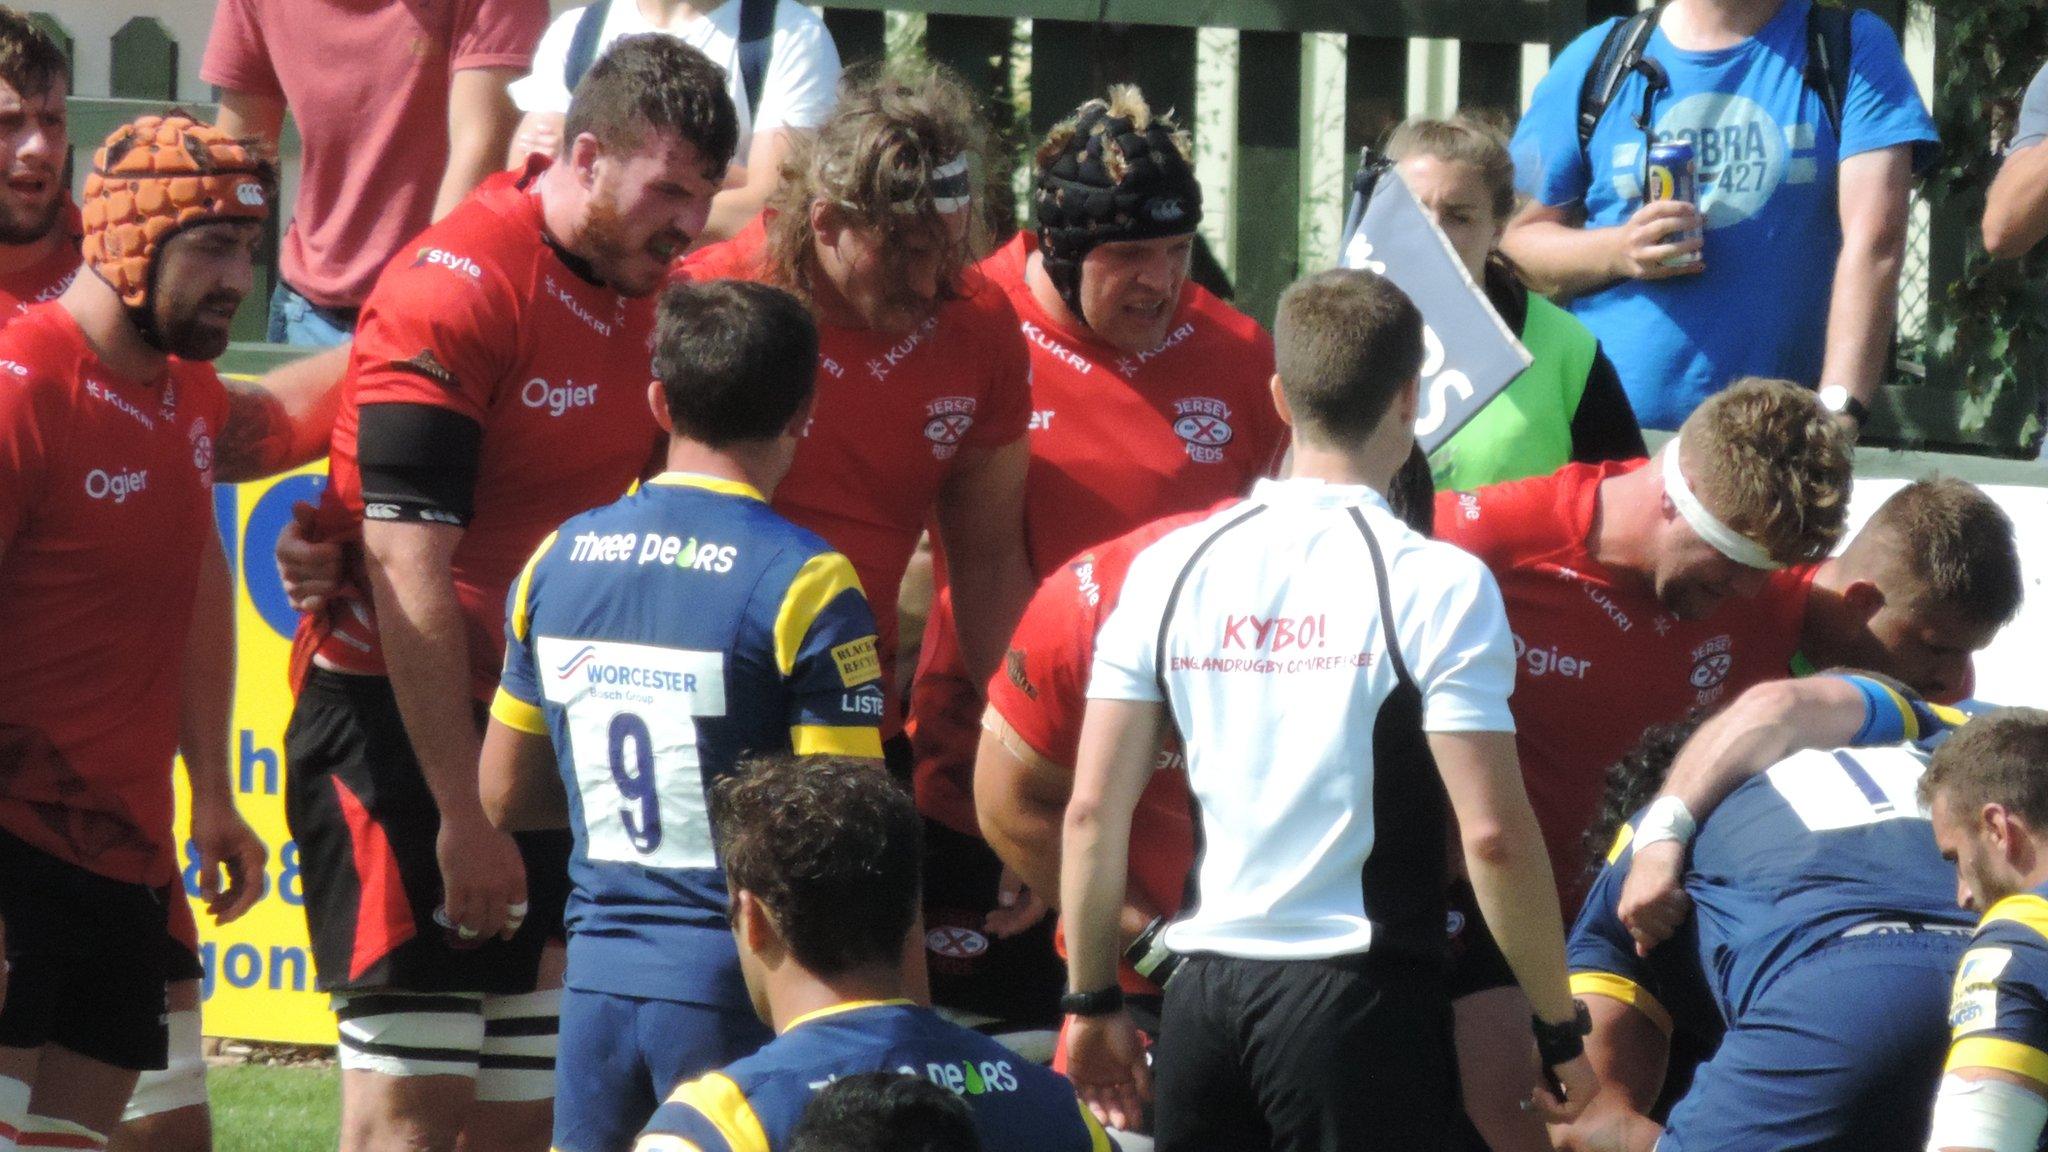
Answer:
[{"left": 1153, "top": 951, "right": 1455, "bottom": 1152}]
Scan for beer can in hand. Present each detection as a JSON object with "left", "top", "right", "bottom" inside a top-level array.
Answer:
[{"left": 1646, "top": 140, "right": 1703, "bottom": 267}]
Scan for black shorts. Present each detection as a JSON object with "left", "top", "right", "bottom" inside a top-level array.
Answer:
[
  {"left": 1153, "top": 952, "right": 1455, "bottom": 1152},
  {"left": 919, "top": 817, "right": 1064, "bottom": 1029},
  {"left": 0, "top": 827, "right": 174, "bottom": 1070},
  {"left": 285, "top": 669, "right": 571, "bottom": 995}
]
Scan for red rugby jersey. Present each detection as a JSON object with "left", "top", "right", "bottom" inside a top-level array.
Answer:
[
  {"left": 0, "top": 202, "right": 82, "bottom": 314},
  {"left": 0, "top": 304, "right": 231, "bottom": 885},
  {"left": 1434, "top": 460, "right": 1812, "bottom": 911},
  {"left": 681, "top": 216, "right": 1032, "bottom": 733},
  {"left": 912, "top": 232, "right": 1284, "bottom": 835},
  {"left": 985, "top": 509, "right": 1212, "bottom": 996},
  {"left": 300, "top": 158, "right": 660, "bottom": 701}
]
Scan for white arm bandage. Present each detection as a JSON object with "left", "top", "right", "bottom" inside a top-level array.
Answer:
[
  {"left": 1927, "top": 1073, "right": 2048, "bottom": 1152},
  {"left": 1632, "top": 795, "right": 1698, "bottom": 852}
]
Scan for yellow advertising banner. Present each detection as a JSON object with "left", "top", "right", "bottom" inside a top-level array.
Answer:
[{"left": 170, "top": 461, "right": 336, "bottom": 1045}]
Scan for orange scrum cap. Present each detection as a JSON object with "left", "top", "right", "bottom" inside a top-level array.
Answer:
[{"left": 79, "top": 111, "right": 274, "bottom": 308}]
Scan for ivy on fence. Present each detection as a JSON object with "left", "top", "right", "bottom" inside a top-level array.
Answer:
[{"left": 1918, "top": 0, "right": 2048, "bottom": 444}]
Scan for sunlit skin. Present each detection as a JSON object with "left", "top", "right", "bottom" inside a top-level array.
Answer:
[
  {"left": 1071, "top": 233, "right": 1195, "bottom": 353},
  {"left": 575, "top": 133, "right": 723, "bottom": 298},
  {"left": 1398, "top": 153, "right": 1503, "bottom": 283},
  {"left": 1859, "top": 599, "right": 1995, "bottom": 702},
  {"left": 1650, "top": 517, "right": 1774, "bottom": 621},
  {"left": 0, "top": 74, "right": 66, "bottom": 261},
  {"left": 150, "top": 219, "right": 263, "bottom": 361},
  {"left": 809, "top": 204, "right": 971, "bottom": 336},
  {"left": 1931, "top": 789, "right": 2024, "bottom": 915}
]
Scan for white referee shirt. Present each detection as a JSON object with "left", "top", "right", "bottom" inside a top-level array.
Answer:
[{"left": 1089, "top": 477, "right": 1517, "bottom": 961}]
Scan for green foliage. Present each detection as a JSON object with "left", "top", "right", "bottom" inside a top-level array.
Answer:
[{"left": 1919, "top": 0, "right": 2048, "bottom": 443}]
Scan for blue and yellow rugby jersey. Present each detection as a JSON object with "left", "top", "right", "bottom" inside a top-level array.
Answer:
[
  {"left": 493, "top": 473, "right": 886, "bottom": 1008},
  {"left": 1570, "top": 675, "right": 1977, "bottom": 1030},
  {"left": 1945, "top": 885, "right": 2048, "bottom": 1087},
  {"left": 633, "top": 1001, "right": 1113, "bottom": 1152}
]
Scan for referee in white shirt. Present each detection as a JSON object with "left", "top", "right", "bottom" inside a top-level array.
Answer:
[{"left": 1058, "top": 269, "right": 1598, "bottom": 1149}]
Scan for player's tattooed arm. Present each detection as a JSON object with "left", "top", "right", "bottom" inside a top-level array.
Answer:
[{"left": 214, "top": 346, "right": 349, "bottom": 483}]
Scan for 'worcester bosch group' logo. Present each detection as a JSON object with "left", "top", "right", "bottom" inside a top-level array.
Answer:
[
  {"left": 1172, "top": 396, "right": 1234, "bottom": 463},
  {"left": 923, "top": 396, "right": 977, "bottom": 460}
]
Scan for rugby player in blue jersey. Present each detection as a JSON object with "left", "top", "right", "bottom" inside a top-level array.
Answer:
[
  {"left": 478, "top": 279, "right": 889, "bottom": 1152},
  {"left": 1922, "top": 709, "right": 2048, "bottom": 1152},
  {"left": 1554, "top": 672, "right": 1986, "bottom": 1152},
  {"left": 634, "top": 755, "right": 1111, "bottom": 1152}
]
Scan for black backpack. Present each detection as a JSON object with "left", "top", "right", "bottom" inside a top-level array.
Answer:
[
  {"left": 562, "top": 0, "right": 777, "bottom": 118},
  {"left": 1575, "top": 2, "right": 1855, "bottom": 159}
]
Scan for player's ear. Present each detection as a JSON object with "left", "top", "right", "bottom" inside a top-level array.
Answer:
[
  {"left": 1841, "top": 579, "right": 1886, "bottom": 621},
  {"left": 810, "top": 199, "right": 843, "bottom": 247},
  {"left": 733, "top": 889, "right": 776, "bottom": 955},
  {"left": 1394, "top": 373, "right": 1420, "bottom": 427},
  {"left": 647, "top": 379, "right": 675, "bottom": 435},
  {"left": 566, "top": 132, "right": 604, "bottom": 189},
  {"left": 783, "top": 395, "right": 815, "bottom": 440},
  {"left": 1267, "top": 373, "right": 1293, "bottom": 429}
]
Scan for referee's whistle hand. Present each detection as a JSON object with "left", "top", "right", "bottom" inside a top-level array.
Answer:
[
  {"left": 1064, "top": 1011, "right": 1150, "bottom": 1132},
  {"left": 1531, "top": 1054, "right": 1599, "bottom": 1124}
]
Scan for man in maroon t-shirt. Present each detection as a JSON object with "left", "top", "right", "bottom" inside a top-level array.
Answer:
[
  {"left": 280, "top": 37, "right": 734, "bottom": 1152},
  {"left": 204, "top": 0, "right": 546, "bottom": 346}
]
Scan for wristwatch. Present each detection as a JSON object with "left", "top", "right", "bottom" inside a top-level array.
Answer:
[
  {"left": 1818, "top": 384, "right": 1870, "bottom": 428},
  {"left": 1531, "top": 1000, "right": 1593, "bottom": 1069},
  {"left": 1059, "top": 986, "right": 1126, "bottom": 1018}
]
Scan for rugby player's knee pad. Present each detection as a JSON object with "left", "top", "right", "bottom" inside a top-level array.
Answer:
[
  {"left": 18, "top": 1115, "right": 106, "bottom": 1149},
  {"left": 332, "top": 992, "right": 485, "bottom": 1079},
  {"left": 121, "top": 1009, "right": 207, "bottom": 1122},
  {"left": 1928, "top": 1074, "right": 2048, "bottom": 1152},
  {"left": 475, "top": 988, "right": 559, "bottom": 1103}
]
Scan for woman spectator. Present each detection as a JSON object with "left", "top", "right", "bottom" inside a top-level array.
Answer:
[{"left": 1389, "top": 114, "right": 1645, "bottom": 491}]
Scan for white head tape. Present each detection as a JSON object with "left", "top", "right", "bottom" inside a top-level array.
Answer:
[
  {"left": 1661, "top": 437, "right": 1782, "bottom": 571},
  {"left": 897, "top": 153, "right": 971, "bottom": 216}
]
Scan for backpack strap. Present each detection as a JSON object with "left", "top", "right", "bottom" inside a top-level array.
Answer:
[
  {"left": 563, "top": 0, "right": 613, "bottom": 94},
  {"left": 738, "top": 0, "right": 776, "bottom": 123},
  {"left": 1805, "top": 4, "right": 1855, "bottom": 140},
  {"left": 1577, "top": 9, "right": 1663, "bottom": 156}
]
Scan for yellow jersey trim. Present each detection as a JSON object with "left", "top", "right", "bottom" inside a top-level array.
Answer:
[
  {"left": 662, "top": 1074, "right": 770, "bottom": 1152},
  {"left": 792, "top": 724, "right": 883, "bottom": 759},
  {"left": 1570, "top": 971, "right": 1673, "bottom": 1036},
  {"left": 784, "top": 998, "right": 917, "bottom": 1033},
  {"left": 1947, "top": 1036, "right": 2048, "bottom": 1085},
  {"left": 1080, "top": 1098, "right": 1113, "bottom": 1151},
  {"left": 1983, "top": 894, "right": 2048, "bottom": 945},
  {"left": 509, "top": 531, "right": 559, "bottom": 645},
  {"left": 488, "top": 688, "right": 549, "bottom": 736},
  {"left": 647, "top": 472, "right": 768, "bottom": 503},
  {"left": 1606, "top": 824, "right": 1634, "bottom": 865},
  {"left": 773, "top": 552, "right": 866, "bottom": 677}
]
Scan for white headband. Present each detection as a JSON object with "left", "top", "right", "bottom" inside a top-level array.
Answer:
[
  {"left": 894, "top": 154, "right": 971, "bottom": 216},
  {"left": 1661, "top": 438, "right": 1782, "bottom": 571}
]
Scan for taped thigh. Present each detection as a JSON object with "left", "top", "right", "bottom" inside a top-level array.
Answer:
[
  {"left": 332, "top": 992, "right": 484, "bottom": 1080},
  {"left": 120, "top": 1010, "right": 206, "bottom": 1121},
  {"left": 475, "top": 988, "right": 559, "bottom": 1103}
]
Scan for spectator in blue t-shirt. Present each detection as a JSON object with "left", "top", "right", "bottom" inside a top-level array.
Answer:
[{"left": 1504, "top": 0, "right": 1937, "bottom": 432}]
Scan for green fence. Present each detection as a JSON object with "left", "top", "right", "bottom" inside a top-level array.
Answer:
[{"left": 50, "top": 2, "right": 2029, "bottom": 456}]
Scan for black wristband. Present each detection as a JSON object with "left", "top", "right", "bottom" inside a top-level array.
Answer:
[
  {"left": 1060, "top": 986, "right": 1125, "bottom": 1018},
  {"left": 1531, "top": 1000, "right": 1592, "bottom": 1068}
]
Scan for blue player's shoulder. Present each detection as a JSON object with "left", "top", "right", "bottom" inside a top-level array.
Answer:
[{"left": 1975, "top": 891, "right": 2048, "bottom": 952}]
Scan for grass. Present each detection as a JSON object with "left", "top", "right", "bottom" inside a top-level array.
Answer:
[{"left": 209, "top": 1064, "right": 339, "bottom": 1152}]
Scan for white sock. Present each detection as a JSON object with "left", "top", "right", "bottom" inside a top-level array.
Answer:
[
  {"left": 17, "top": 1114, "right": 106, "bottom": 1150},
  {"left": 0, "top": 1075, "right": 29, "bottom": 1151}
]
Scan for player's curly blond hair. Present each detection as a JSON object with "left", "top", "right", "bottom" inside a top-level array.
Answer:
[
  {"left": 1679, "top": 377, "right": 1854, "bottom": 566},
  {"left": 764, "top": 60, "right": 991, "bottom": 306}
]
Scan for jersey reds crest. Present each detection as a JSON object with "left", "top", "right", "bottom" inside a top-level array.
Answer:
[
  {"left": 1172, "top": 397, "right": 1234, "bottom": 463},
  {"left": 1690, "top": 633, "right": 1734, "bottom": 695},
  {"left": 924, "top": 396, "right": 978, "bottom": 460},
  {"left": 189, "top": 417, "right": 214, "bottom": 484}
]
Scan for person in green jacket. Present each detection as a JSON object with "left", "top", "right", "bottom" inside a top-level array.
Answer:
[{"left": 1390, "top": 114, "right": 1645, "bottom": 492}]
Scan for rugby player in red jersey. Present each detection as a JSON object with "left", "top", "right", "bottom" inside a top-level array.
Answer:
[
  {"left": 902, "top": 90, "right": 1287, "bottom": 1042},
  {"left": 1432, "top": 378, "right": 1855, "bottom": 916},
  {"left": 0, "top": 9, "right": 72, "bottom": 315},
  {"left": 678, "top": 62, "right": 1036, "bottom": 756},
  {"left": 280, "top": 37, "right": 735, "bottom": 1152},
  {"left": 0, "top": 111, "right": 336, "bottom": 1152}
]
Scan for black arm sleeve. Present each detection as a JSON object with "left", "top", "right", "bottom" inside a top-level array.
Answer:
[
  {"left": 356, "top": 402, "right": 484, "bottom": 527},
  {"left": 1568, "top": 345, "right": 1649, "bottom": 463}
]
